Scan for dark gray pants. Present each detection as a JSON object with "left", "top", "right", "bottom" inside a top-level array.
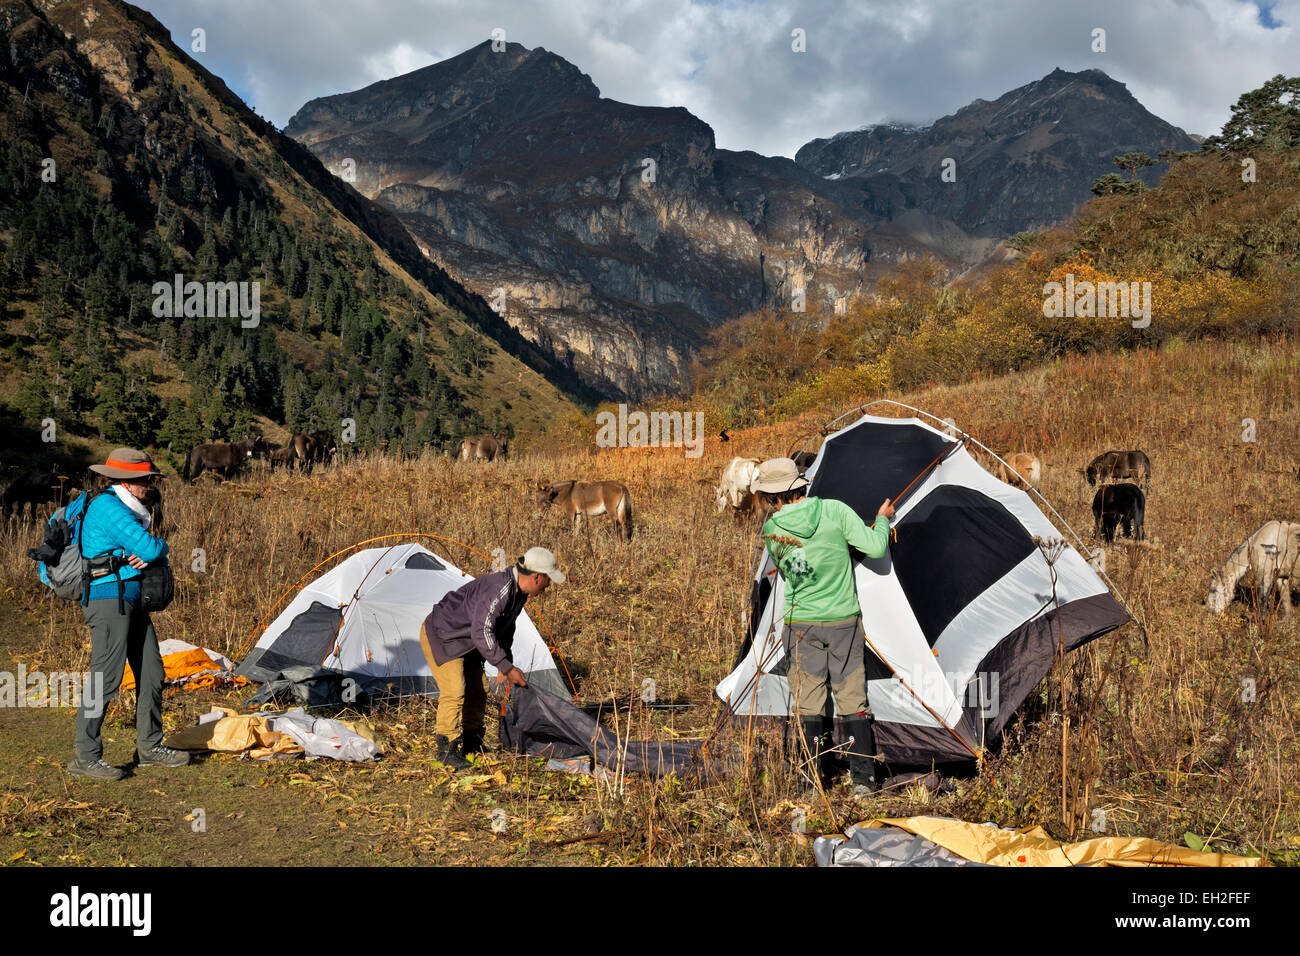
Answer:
[{"left": 74, "top": 598, "right": 165, "bottom": 762}]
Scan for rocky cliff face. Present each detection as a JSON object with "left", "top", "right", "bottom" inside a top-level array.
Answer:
[
  {"left": 795, "top": 68, "right": 1202, "bottom": 241},
  {"left": 289, "top": 55, "right": 1200, "bottom": 397},
  {"left": 287, "top": 42, "right": 934, "bottom": 397}
]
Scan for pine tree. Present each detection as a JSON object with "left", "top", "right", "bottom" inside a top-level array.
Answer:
[{"left": 1203, "top": 74, "right": 1300, "bottom": 152}]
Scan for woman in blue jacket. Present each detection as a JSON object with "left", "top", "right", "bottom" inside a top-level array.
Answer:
[{"left": 68, "top": 448, "right": 188, "bottom": 780}]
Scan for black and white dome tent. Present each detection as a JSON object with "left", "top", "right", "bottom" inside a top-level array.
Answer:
[{"left": 715, "top": 403, "right": 1131, "bottom": 766}]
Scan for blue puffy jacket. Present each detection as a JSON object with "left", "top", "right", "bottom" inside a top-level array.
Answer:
[{"left": 77, "top": 489, "right": 169, "bottom": 605}]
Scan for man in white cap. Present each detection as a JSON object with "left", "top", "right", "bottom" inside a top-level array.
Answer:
[
  {"left": 751, "top": 457, "right": 894, "bottom": 794},
  {"left": 419, "top": 546, "right": 565, "bottom": 769},
  {"left": 67, "top": 448, "right": 188, "bottom": 780}
]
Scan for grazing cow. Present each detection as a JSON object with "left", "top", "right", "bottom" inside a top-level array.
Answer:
[
  {"left": 290, "top": 432, "right": 316, "bottom": 472},
  {"left": 268, "top": 445, "right": 296, "bottom": 471},
  {"left": 538, "top": 480, "right": 633, "bottom": 541},
  {"left": 184, "top": 437, "right": 268, "bottom": 481},
  {"left": 1, "top": 467, "right": 73, "bottom": 520},
  {"left": 1207, "top": 521, "right": 1300, "bottom": 617},
  {"left": 309, "top": 430, "right": 338, "bottom": 467},
  {"left": 791, "top": 451, "right": 817, "bottom": 475},
  {"left": 461, "top": 434, "right": 509, "bottom": 462},
  {"left": 1092, "top": 483, "right": 1145, "bottom": 543},
  {"left": 715, "top": 457, "right": 761, "bottom": 520},
  {"left": 1085, "top": 450, "right": 1152, "bottom": 489},
  {"left": 996, "top": 452, "right": 1042, "bottom": 488}
]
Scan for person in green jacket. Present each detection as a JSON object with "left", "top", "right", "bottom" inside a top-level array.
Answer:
[{"left": 752, "top": 457, "right": 894, "bottom": 794}]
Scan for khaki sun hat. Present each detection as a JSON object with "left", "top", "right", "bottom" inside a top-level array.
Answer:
[
  {"left": 519, "top": 546, "right": 566, "bottom": 584},
  {"left": 750, "top": 457, "right": 809, "bottom": 494},
  {"left": 89, "top": 447, "right": 164, "bottom": 481}
]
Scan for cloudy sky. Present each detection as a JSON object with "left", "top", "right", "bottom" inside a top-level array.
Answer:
[{"left": 142, "top": 0, "right": 1297, "bottom": 157}]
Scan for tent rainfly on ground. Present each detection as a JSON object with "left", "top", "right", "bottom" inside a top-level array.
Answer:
[
  {"left": 715, "top": 410, "right": 1130, "bottom": 767},
  {"left": 237, "top": 543, "right": 567, "bottom": 699}
]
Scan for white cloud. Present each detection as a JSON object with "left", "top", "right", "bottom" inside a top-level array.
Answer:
[
  {"left": 142, "top": 0, "right": 1300, "bottom": 156},
  {"left": 362, "top": 42, "right": 440, "bottom": 84}
]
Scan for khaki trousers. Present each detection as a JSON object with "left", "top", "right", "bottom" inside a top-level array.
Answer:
[
  {"left": 784, "top": 615, "right": 870, "bottom": 717},
  {"left": 420, "top": 623, "right": 488, "bottom": 742}
]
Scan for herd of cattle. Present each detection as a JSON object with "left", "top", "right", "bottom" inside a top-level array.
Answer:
[
  {"left": 3, "top": 430, "right": 1294, "bottom": 616},
  {"left": 711, "top": 447, "right": 1151, "bottom": 545},
  {"left": 185, "top": 431, "right": 342, "bottom": 480}
]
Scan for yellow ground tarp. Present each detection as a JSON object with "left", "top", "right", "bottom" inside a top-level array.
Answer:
[
  {"left": 164, "top": 707, "right": 302, "bottom": 759},
  {"left": 861, "top": 816, "right": 1267, "bottom": 867},
  {"left": 164, "top": 707, "right": 382, "bottom": 760}
]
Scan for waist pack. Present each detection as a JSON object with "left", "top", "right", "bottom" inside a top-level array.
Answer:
[{"left": 137, "top": 560, "right": 175, "bottom": 613}]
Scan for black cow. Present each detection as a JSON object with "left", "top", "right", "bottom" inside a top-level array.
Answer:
[
  {"left": 1, "top": 468, "right": 73, "bottom": 520},
  {"left": 1092, "top": 483, "right": 1146, "bottom": 543},
  {"left": 184, "top": 437, "right": 269, "bottom": 481},
  {"left": 1085, "top": 450, "right": 1152, "bottom": 489}
]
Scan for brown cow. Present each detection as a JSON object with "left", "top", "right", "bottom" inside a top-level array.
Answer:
[
  {"left": 996, "top": 452, "right": 1042, "bottom": 488},
  {"left": 538, "top": 480, "right": 633, "bottom": 541},
  {"left": 310, "top": 430, "right": 338, "bottom": 467},
  {"left": 288, "top": 431, "right": 338, "bottom": 472},
  {"left": 184, "top": 437, "right": 268, "bottom": 481},
  {"left": 461, "top": 434, "right": 509, "bottom": 462},
  {"left": 268, "top": 445, "right": 296, "bottom": 471}
]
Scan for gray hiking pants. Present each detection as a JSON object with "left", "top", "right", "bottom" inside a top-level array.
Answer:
[
  {"left": 784, "top": 615, "right": 871, "bottom": 717},
  {"left": 74, "top": 598, "right": 165, "bottom": 762}
]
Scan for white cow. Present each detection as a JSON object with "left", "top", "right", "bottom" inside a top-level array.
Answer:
[{"left": 715, "top": 457, "right": 761, "bottom": 518}]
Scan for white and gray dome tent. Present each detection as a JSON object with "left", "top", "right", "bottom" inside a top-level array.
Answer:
[
  {"left": 237, "top": 542, "right": 569, "bottom": 700},
  {"left": 715, "top": 403, "right": 1131, "bottom": 766}
]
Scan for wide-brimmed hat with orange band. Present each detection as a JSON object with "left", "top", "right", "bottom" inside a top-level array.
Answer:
[{"left": 89, "top": 447, "right": 165, "bottom": 481}]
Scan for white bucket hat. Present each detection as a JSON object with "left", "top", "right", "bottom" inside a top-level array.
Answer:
[
  {"left": 750, "top": 457, "right": 809, "bottom": 494},
  {"left": 519, "top": 546, "right": 566, "bottom": 584}
]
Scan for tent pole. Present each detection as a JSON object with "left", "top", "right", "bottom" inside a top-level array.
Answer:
[{"left": 826, "top": 398, "right": 1145, "bottom": 634}]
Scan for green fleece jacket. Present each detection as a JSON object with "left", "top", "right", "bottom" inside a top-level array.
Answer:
[{"left": 762, "top": 496, "right": 890, "bottom": 623}]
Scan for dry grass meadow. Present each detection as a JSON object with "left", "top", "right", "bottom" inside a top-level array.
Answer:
[{"left": 1, "top": 336, "right": 1298, "bottom": 866}]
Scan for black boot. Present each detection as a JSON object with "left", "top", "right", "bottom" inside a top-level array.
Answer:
[
  {"left": 461, "top": 727, "right": 486, "bottom": 757},
  {"left": 842, "top": 714, "right": 880, "bottom": 794},
  {"left": 796, "top": 715, "right": 828, "bottom": 791},
  {"left": 435, "top": 735, "right": 471, "bottom": 770}
]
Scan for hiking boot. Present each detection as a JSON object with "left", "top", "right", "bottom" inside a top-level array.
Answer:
[
  {"left": 135, "top": 745, "right": 191, "bottom": 768},
  {"left": 67, "top": 757, "right": 126, "bottom": 781},
  {"left": 842, "top": 715, "right": 881, "bottom": 795},
  {"left": 461, "top": 728, "right": 487, "bottom": 757},
  {"left": 435, "top": 735, "right": 471, "bottom": 771}
]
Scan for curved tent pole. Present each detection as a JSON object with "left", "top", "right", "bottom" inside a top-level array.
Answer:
[
  {"left": 806, "top": 398, "right": 1144, "bottom": 633},
  {"left": 237, "top": 532, "right": 578, "bottom": 695},
  {"left": 238, "top": 533, "right": 482, "bottom": 661}
]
